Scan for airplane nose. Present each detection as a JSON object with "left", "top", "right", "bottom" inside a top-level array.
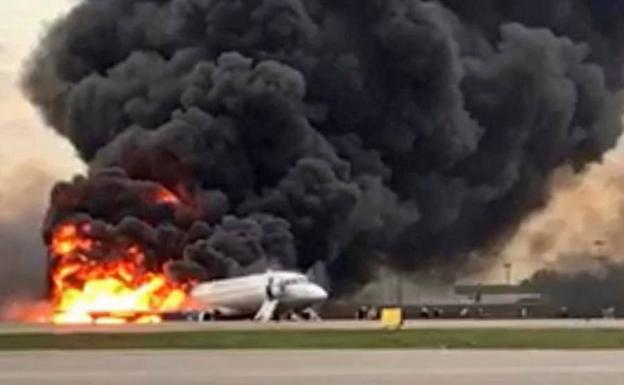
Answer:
[{"left": 310, "top": 284, "right": 328, "bottom": 301}]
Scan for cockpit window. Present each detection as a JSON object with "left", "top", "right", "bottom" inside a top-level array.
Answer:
[{"left": 282, "top": 277, "right": 307, "bottom": 286}]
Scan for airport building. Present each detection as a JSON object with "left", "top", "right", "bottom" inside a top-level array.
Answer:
[{"left": 321, "top": 272, "right": 577, "bottom": 319}]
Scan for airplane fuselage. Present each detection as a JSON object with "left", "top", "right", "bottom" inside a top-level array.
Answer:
[{"left": 190, "top": 271, "right": 328, "bottom": 320}]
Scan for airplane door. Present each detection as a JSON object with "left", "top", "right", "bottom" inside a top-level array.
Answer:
[
  {"left": 265, "top": 276, "right": 284, "bottom": 300},
  {"left": 266, "top": 277, "right": 275, "bottom": 300}
]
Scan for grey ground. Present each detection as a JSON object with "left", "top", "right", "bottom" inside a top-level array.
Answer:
[
  {"left": 3, "top": 319, "right": 624, "bottom": 334},
  {"left": 1, "top": 350, "right": 624, "bottom": 385}
]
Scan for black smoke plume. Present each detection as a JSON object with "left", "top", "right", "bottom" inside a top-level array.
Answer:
[{"left": 23, "top": 0, "right": 624, "bottom": 293}]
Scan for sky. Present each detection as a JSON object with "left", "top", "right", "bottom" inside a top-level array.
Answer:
[
  {"left": 0, "top": 1, "right": 84, "bottom": 301},
  {"left": 0, "top": 0, "right": 84, "bottom": 177},
  {"left": 0, "top": 1, "right": 81, "bottom": 159}
]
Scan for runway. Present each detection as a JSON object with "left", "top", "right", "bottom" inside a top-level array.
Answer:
[
  {"left": 1, "top": 350, "right": 624, "bottom": 385},
  {"left": 2, "top": 319, "right": 624, "bottom": 334}
]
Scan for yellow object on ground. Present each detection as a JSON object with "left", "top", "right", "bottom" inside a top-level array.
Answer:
[{"left": 380, "top": 307, "right": 404, "bottom": 330}]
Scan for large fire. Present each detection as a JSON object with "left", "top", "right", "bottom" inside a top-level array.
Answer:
[{"left": 49, "top": 222, "right": 189, "bottom": 324}]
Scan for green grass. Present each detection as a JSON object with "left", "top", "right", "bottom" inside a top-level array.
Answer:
[{"left": 3, "top": 329, "right": 624, "bottom": 350}]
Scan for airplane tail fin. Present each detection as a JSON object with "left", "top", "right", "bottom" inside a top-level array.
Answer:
[{"left": 305, "top": 261, "right": 330, "bottom": 290}]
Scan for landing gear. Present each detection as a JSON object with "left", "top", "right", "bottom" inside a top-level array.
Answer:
[
  {"left": 196, "top": 311, "right": 211, "bottom": 322},
  {"left": 195, "top": 310, "right": 222, "bottom": 322},
  {"left": 283, "top": 308, "right": 322, "bottom": 322},
  {"left": 300, "top": 307, "right": 322, "bottom": 321}
]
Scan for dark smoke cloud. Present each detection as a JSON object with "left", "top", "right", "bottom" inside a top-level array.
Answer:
[
  {"left": 23, "top": 0, "right": 624, "bottom": 293},
  {"left": 44, "top": 168, "right": 296, "bottom": 280}
]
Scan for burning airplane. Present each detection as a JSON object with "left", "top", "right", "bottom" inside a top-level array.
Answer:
[{"left": 14, "top": 0, "right": 624, "bottom": 322}]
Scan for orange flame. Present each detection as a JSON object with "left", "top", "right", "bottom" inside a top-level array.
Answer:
[
  {"left": 153, "top": 187, "right": 180, "bottom": 205},
  {"left": 49, "top": 223, "right": 189, "bottom": 324}
]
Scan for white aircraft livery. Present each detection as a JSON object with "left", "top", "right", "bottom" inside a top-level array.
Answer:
[{"left": 190, "top": 271, "right": 329, "bottom": 322}]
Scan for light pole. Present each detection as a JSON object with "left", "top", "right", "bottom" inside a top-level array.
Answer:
[
  {"left": 503, "top": 262, "right": 512, "bottom": 285},
  {"left": 396, "top": 273, "right": 403, "bottom": 307}
]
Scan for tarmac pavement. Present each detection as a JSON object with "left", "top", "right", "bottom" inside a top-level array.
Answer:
[
  {"left": 2, "top": 318, "right": 624, "bottom": 334},
  {"left": 1, "top": 350, "right": 623, "bottom": 385}
]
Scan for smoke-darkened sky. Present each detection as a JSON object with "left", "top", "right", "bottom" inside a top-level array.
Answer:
[{"left": 3, "top": 1, "right": 624, "bottom": 304}]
